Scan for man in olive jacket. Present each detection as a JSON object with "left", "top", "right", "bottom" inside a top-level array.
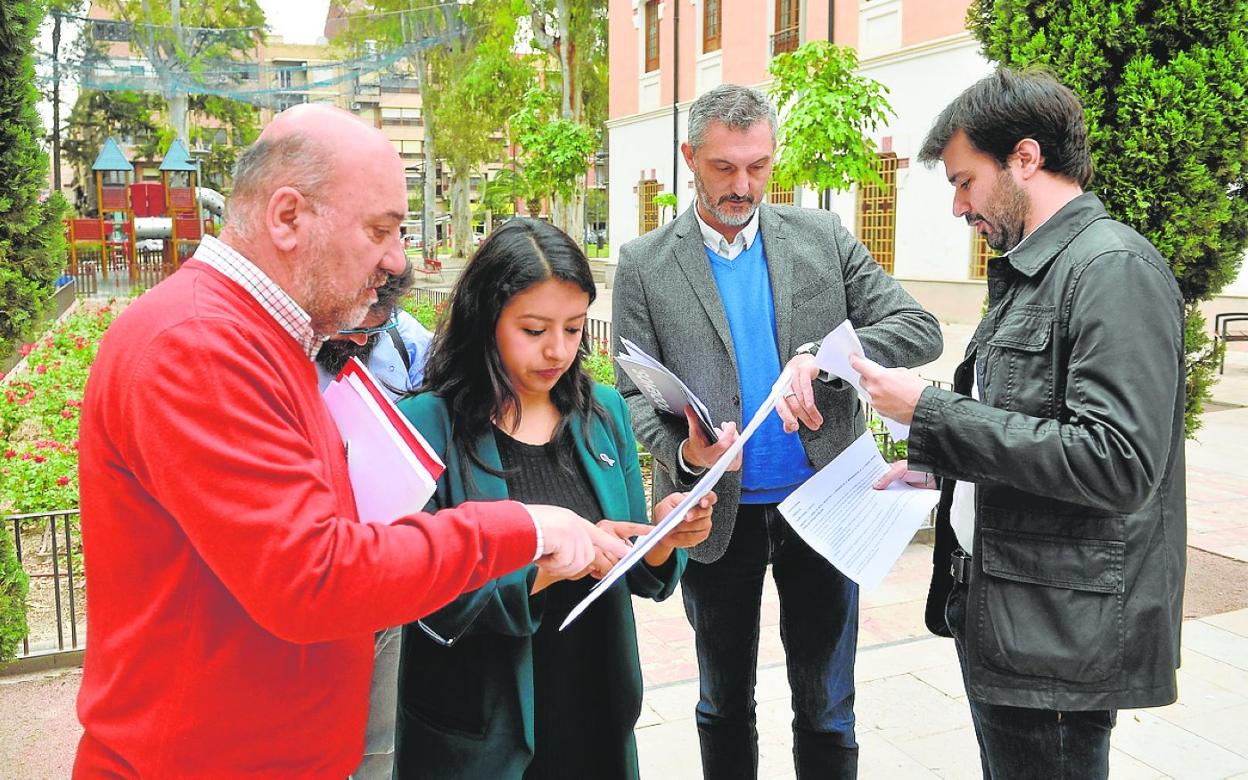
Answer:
[{"left": 859, "top": 69, "right": 1185, "bottom": 779}]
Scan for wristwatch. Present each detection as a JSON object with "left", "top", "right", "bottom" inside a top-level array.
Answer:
[{"left": 795, "top": 341, "right": 820, "bottom": 356}]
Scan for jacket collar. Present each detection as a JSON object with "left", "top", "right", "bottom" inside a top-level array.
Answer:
[{"left": 1005, "top": 192, "right": 1108, "bottom": 278}]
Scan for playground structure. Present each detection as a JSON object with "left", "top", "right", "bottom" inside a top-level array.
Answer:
[{"left": 65, "top": 138, "right": 223, "bottom": 293}]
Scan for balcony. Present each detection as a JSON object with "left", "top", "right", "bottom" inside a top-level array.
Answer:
[
  {"left": 771, "top": 26, "right": 800, "bottom": 55},
  {"left": 354, "top": 82, "right": 382, "bottom": 104}
]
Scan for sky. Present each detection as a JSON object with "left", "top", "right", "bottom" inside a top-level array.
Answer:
[{"left": 257, "top": 0, "right": 332, "bottom": 44}]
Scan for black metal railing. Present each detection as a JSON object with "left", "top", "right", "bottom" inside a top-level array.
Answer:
[
  {"left": 771, "top": 26, "right": 800, "bottom": 55},
  {"left": 6, "top": 510, "right": 84, "bottom": 659}
]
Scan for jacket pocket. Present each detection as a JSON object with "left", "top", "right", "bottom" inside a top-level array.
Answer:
[
  {"left": 984, "top": 305, "right": 1056, "bottom": 416},
  {"left": 976, "top": 527, "right": 1124, "bottom": 684}
]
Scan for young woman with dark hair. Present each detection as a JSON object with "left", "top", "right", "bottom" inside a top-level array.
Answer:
[{"left": 393, "top": 218, "right": 713, "bottom": 779}]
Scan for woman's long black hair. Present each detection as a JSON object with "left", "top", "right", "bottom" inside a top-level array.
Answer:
[{"left": 418, "top": 218, "right": 604, "bottom": 475}]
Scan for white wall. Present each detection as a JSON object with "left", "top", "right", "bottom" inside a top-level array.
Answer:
[
  {"left": 827, "top": 36, "right": 993, "bottom": 282},
  {"left": 608, "top": 107, "right": 693, "bottom": 250}
]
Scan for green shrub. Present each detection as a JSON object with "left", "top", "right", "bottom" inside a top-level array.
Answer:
[
  {"left": 0, "top": 0, "right": 69, "bottom": 363},
  {"left": 967, "top": 0, "right": 1248, "bottom": 436},
  {"left": 0, "top": 524, "right": 27, "bottom": 664}
]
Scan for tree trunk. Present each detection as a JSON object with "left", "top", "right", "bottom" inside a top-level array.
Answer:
[{"left": 450, "top": 173, "right": 471, "bottom": 259}]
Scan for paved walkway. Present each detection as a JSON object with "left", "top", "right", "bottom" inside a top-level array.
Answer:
[{"left": 3, "top": 308, "right": 1247, "bottom": 779}]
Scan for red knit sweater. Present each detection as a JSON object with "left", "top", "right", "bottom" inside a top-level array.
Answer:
[{"left": 75, "top": 260, "right": 536, "bottom": 777}]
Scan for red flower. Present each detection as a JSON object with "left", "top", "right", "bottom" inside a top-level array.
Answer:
[
  {"left": 3, "top": 450, "right": 15, "bottom": 459},
  {"left": 36, "top": 364, "right": 48, "bottom": 375},
  {"left": 61, "top": 409, "right": 74, "bottom": 419},
  {"left": 56, "top": 476, "right": 70, "bottom": 486},
  {"left": 32, "top": 455, "right": 47, "bottom": 463},
  {"left": 18, "top": 343, "right": 34, "bottom": 357}
]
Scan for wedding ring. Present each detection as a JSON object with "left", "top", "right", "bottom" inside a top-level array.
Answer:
[{"left": 784, "top": 391, "right": 797, "bottom": 399}]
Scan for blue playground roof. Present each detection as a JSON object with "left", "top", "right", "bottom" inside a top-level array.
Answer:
[
  {"left": 160, "top": 139, "right": 199, "bottom": 172},
  {"left": 91, "top": 138, "right": 133, "bottom": 172}
]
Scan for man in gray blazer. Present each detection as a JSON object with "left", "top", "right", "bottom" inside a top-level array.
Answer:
[{"left": 613, "top": 84, "right": 942, "bottom": 779}]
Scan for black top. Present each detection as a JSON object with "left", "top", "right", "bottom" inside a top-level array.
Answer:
[{"left": 494, "top": 428, "right": 637, "bottom": 780}]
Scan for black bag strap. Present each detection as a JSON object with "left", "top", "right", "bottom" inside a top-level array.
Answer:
[{"left": 387, "top": 326, "right": 412, "bottom": 372}]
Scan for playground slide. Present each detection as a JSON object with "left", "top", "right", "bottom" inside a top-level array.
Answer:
[{"left": 133, "top": 187, "right": 225, "bottom": 240}]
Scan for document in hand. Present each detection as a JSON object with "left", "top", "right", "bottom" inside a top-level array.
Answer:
[
  {"left": 615, "top": 337, "right": 719, "bottom": 444},
  {"left": 559, "top": 368, "right": 795, "bottom": 631},
  {"left": 812, "top": 320, "right": 910, "bottom": 440},
  {"left": 322, "top": 358, "right": 445, "bottom": 525},
  {"left": 778, "top": 431, "right": 939, "bottom": 590}
]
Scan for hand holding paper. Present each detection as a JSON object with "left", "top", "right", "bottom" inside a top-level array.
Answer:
[
  {"left": 778, "top": 431, "right": 939, "bottom": 590},
  {"left": 560, "top": 369, "right": 793, "bottom": 630},
  {"left": 849, "top": 353, "right": 927, "bottom": 427},
  {"left": 809, "top": 321, "right": 914, "bottom": 440}
]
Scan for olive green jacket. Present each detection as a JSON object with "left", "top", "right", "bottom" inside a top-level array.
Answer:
[
  {"left": 393, "top": 384, "right": 684, "bottom": 778},
  {"left": 911, "top": 193, "right": 1186, "bottom": 711}
]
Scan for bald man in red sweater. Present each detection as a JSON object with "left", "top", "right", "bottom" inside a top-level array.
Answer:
[{"left": 74, "top": 105, "right": 628, "bottom": 778}]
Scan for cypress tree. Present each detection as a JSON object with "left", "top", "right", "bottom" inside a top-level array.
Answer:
[
  {"left": 1, "top": 0, "right": 69, "bottom": 363},
  {"left": 967, "top": 0, "right": 1248, "bottom": 436},
  {"left": 1, "top": 0, "right": 67, "bottom": 662}
]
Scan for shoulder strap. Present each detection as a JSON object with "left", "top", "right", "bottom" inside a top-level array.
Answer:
[{"left": 387, "top": 327, "right": 412, "bottom": 372}]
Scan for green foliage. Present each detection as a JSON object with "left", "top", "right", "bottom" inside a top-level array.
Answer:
[
  {"left": 475, "top": 173, "right": 517, "bottom": 218},
  {"left": 768, "top": 41, "right": 894, "bottom": 194},
  {"left": 581, "top": 337, "right": 614, "bottom": 385},
  {"left": 0, "top": 301, "right": 115, "bottom": 664},
  {"left": 0, "top": 0, "right": 69, "bottom": 362},
  {"left": 653, "top": 191, "right": 678, "bottom": 224},
  {"left": 0, "top": 519, "right": 27, "bottom": 664},
  {"left": 401, "top": 297, "right": 444, "bottom": 332},
  {"left": 511, "top": 87, "right": 597, "bottom": 202},
  {"left": 967, "top": 0, "right": 1248, "bottom": 436},
  {"left": 62, "top": 90, "right": 165, "bottom": 195},
  {"left": 1, "top": 304, "right": 117, "bottom": 514}
]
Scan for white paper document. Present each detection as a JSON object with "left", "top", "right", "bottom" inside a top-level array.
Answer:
[
  {"left": 322, "top": 358, "right": 444, "bottom": 525},
  {"left": 812, "top": 320, "right": 910, "bottom": 440},
  {"left": 778, "top": 431, "right": 939, "bottom": 591},
  {"left": 560, "top": 368, "right": 795, "bottom": 630}
]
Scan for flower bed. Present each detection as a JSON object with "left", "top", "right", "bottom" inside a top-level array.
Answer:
[{"left": 1, "top": 302, "right": 117, "bottom": 514}]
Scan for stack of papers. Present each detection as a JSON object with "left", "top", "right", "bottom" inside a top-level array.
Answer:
[
  {"left": 322, "top": 358, "right": 445, "bottom": 525},
  {"left": 616, "top": 338, "right": 719, "bottom": 443}
]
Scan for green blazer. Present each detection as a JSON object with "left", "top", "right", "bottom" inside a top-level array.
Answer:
[{"left": 393, "top": 384, "right": 685, "bottom": 779}]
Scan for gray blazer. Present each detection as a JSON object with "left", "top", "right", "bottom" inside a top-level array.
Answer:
[{"left": 613, "top": 203, "right": 943, "bottom": 563}]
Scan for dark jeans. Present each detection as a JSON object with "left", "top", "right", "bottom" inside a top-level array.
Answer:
[
  {"left": 946, "top": 580, "right": 1117, "bottom": 780},
  {"left": 681, "top": 503, "right": 859, "bottom": 780}
]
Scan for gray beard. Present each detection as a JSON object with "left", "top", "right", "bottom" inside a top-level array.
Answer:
[{"left": 695, "top": 176, "right": 758, "bottom": 227}]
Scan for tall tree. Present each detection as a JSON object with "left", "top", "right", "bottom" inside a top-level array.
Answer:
[
  {"left": 1, "top": 0, "right": 67, "bottom": 659},
  {"left": 967, "top": 0, "right": 1248, "bottom": 435},
  {"left": 428, "top": 0, "right": 531, "bottom": 259},
  {"left": 527, "top": 0, "right": 607, "bottom": 243},
  {"left": 96, "top": 0, "right": 265, "bottom": 144},
  {"left": 1, "top": 0, "right": 69, "bottom": 360}
]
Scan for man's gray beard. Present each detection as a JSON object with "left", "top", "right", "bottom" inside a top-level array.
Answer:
[
  {"left": 297, "top": 244, "right": 377, "bottom": 336},
  {"left": 695, "top": 175, "right": 758, "bottom": 227}
]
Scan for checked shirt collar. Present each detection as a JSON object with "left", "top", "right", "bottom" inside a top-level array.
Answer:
[{"left": 194, "top": 235, "right": 324, "bottom": 359}]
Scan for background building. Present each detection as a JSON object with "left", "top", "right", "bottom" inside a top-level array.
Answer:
[{"left": 606, "top": 0, "right": 1246, "bottom": 321}]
